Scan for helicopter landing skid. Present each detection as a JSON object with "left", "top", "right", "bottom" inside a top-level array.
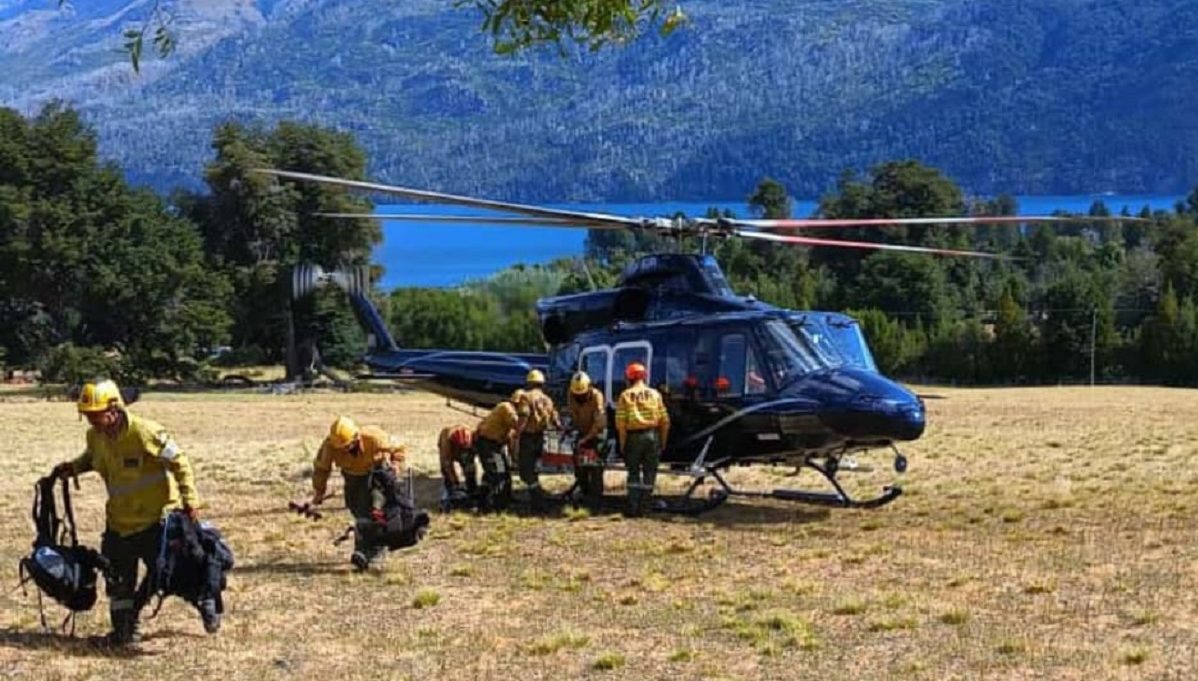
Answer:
[{"left": 659, "top": 461, "right": 902, "bottom": 515}]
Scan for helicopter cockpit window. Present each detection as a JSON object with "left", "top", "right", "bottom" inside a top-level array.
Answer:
[
  {"left": 761, "top": 320, "right": 822, "bottom": 387},
  {"left": 787, "top": 321, "right": 846, "bottom": 368}
]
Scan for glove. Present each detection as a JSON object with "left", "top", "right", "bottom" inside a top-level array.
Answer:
[
  {"left": 52, "top": 462, "right": 74, "bottom": 480},
  {"left": 370, "top": 508, "right": 387, "bottom": 526}
]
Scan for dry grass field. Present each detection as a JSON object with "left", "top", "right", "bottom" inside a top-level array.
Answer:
[{"left": 2, "top": 385, "right": 1198, "bottom": 680}]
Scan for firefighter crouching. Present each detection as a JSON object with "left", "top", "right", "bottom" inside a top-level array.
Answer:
[
  {"left": 311, "top": 416, "right": 406, "bottom": 571},
  {"left": 50, "top": 379, "right": 214, "bottom": 646},
  {"left": 567, "top": 371, "right": 606, "bottom": 507},
  {"left": 615, "top": 363, "right": 670, "bottom": 517},
  {"left": 438, "top": 424, "right": 478, "bottom": 509},
  {"left": 514, "top": 370, "right": 561, "bottom": 511},
  {"left": 473, "top": 394, "right": 525, "bottom": 512}
]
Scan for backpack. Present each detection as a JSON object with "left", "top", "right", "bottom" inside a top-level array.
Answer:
[
  {"left": 17, "top": 476, "right": 110, "bottom": 634},
  {"left": 360, "top": 464, "right": 431, "bottom": 551},
  {"left": 150, "top": 511, "right": 234, "bottom": 616}
]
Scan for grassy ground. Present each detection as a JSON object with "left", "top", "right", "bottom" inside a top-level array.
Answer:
[{"left": 2, "top": 386, "right": 1197, "bottom": 680}]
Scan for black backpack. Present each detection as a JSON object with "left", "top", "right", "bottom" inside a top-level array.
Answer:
[
  {"left": 17, "top": 476, "right": 110, "bottom": 633},
  {"left": 150, "top": 510, "right": 234, "bottom": 615},
  {"left": 358, "top": 464, "right": 431, "bottom": 551}
]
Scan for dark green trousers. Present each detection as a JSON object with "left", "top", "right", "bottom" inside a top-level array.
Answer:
[
  {"left": 518, "top": 431, "right": 546, "bottom": 492},
  {"left": 101, "top": 522, "right": 161, "bottom": 639},
  {"left": 623, "top": 430, "right": 660, "bottom": 514},
  {"left": 475, "top": 436, "right": 512, "bottom": 511},
  {"left": 343, "top": 472, "right": 383, "bottom": 560}
]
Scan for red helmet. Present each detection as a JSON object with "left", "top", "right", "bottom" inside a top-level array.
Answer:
[
  {"left": 625, "top": 362, "right": 647, "bottom": 382},
  {"left": 449, "top": 427, "right": 472, "bottom": 449}
]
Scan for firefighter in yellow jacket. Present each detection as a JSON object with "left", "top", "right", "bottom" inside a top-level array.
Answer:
[
  {"left": 474, "top": 393, "right": 526, "bottom": 512},
  {"left": 567, "top": 371, "right": 607, "bottom": 507},
  {"left": 615, "top": 362, "right": 670, "bottom": 517},
  {"left": 51, "top": 379, "right": 211, "bottom": 646},
  {"left": 311, "top": 416, "right": 406, "bottom": 570},
  {"left": 513, "top": 370, "right": 561, "bottom": 510}
]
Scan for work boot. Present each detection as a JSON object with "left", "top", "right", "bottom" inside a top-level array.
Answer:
[
  {"left": 198, "top": 598, "right": 221, "bottom": 634},
  {"left": 104, "top": 612, "right": 141, "bottom": 647},
  {"left": 624, "top": 488, "right": 643, "bottom": 518},
  {"left": 528, "top": 485, "right": 547, "bottom": 513},
  {"left": 350, "top": 551, "right": 369, "bottom": 571}
]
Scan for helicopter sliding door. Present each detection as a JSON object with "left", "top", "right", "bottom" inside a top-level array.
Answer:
[
  {"left": 578, "top": 341, "right": 653, "bottom": 404},
  {"left": 579, "top": 346, "right": 611, "bottom": 400}
]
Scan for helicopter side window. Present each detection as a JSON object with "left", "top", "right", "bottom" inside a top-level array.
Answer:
[
  {"left": 580, "top": 348, "right": 610, "bottom": 400},
  {"left": 717, "top": 334, "right": 747, "bottom": 396},
  {"left": 612, "top": 343, "right": 651, "bottom": 396}
]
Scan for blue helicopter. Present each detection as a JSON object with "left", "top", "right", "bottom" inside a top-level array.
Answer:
[{"left": 264, "top": 169, "right": 1120, "bottom": 513}]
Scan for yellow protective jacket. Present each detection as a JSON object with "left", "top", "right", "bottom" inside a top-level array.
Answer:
[
  {"left": 615, "top": 381, "right": 670, "bottom": 442},
  {"left": 312, "top": 426, "right": 405, "bottom": 496},
  {"left": 477, "top": 402, "right": 522, "bottom": 443},
  {"left": 70, "top": 412, "right": 200, "bottom": 537},
  {"left": 517, "top": 387, "right": 560, "bottom": 434},
  {"left": 568, "top": 387, "right": 606, "bottom": 441}
]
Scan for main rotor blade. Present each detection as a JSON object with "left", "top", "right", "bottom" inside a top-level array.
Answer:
[
  {"left": 721, "top": 215, "right": 1145, "bottom": 230},
  {"left": 737, "top": 230, "right": 1015, "bottom": 259},
  {"left": 314, "top": 212, "right": 624, "bottom": 229},
  {"left": 255, "top": 169, "right": 643, "bottom": 230}
]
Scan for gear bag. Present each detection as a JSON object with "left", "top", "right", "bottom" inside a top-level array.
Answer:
[
  {"left": 150, "top": 510, "right": 234, "bottom": 616},
  {"left": 358, "top": 464, "right": 431, "bottom": 551},
  {"left": 17, "top": 476, "right": 110, "bottom": 633}
]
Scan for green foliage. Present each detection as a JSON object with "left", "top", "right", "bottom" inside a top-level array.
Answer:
[
  {"left": 467, "top": 0, "right": 679, "bottom": 54},
  {"left": 388, "top": 266, "right": 565, "bottom": 352},
  {"left": 179, "top": 120, "right": 379, "bottom": 373},
  {"left": 748, "top": 178, "right": 792, "bottom": 219},
  {"left": 0, "top": 103, "right": 232, "bottom": 381},
  {"left": 39, "top": 344, "right": 141, "bottom": 386}
]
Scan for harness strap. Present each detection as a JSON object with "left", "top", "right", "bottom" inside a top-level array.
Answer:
[{"left": 60, "top": 477, "right": 79, "bottom": 548}]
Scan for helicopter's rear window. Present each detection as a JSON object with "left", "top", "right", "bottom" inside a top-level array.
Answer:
[{"left": 716, "top": 334, "right": 767, "bottom": 396}]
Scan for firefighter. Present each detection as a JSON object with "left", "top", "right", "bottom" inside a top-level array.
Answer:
[
  {"left": 437, "top": 424, "right": 478, "bottom": 508},
  {"left": 614, "top": 362, "right": 670, "bottom": 517},
  {"left": 514, "top": 369, "right": 561, "bottom": 511},
  {"left": 473, "top": 393, "right": 525, "bottom": 512},
  {"left": 50, "top": 379, "right": 214, "bottom": 646},
  {"left": 567, "top": 371, "right": 606, "bottom": 507},
  {"left": 311, "top": 416, "right": 406, "bottom": 570}
]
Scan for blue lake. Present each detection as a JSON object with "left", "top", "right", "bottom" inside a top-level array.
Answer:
[{"left": 373, "top": 194, "right": 1184, "bottom": 288}]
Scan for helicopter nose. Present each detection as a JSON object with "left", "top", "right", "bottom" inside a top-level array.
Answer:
[{"left": 803, "top": 369, "right": 926, "bottom": 441}]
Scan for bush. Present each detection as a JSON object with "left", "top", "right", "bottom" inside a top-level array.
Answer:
[{"left": 39, "top": 344, "right": 123, "bottom": 385}]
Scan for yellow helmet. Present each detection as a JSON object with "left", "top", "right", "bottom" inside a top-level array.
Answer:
[
  {"left": 525, "top": 369, "right": 545, "bottom": 385},
  {"left": 570, "top": 371, "right": 591, "bottom": 395},
  {"left": 328, "top": 416, "right": 360, "bottom": 449},
  {"left": 77, "top": 380, "right": 124, "bottom": 414}
]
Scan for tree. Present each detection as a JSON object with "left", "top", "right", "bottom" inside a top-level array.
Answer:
[
  {"left": 180, "top": 121, "right": 380, "bottom": 374},
  {"left": 0, "top": 103, "right": 231, "bottom": 379},
  {"left": 748, "top": 178, "right": 792, "bottom": 219},
  {"left": 992, "top": 286, "right": 1034, "bottom": 381}
]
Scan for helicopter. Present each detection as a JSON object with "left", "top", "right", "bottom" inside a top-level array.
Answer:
[{"left": 262, "top": 168, "right": 1131, "bottom": 513}]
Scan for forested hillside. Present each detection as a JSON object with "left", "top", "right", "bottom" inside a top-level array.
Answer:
[{"left": 3, "top": 0, "right": 1197, "bottom": 199}]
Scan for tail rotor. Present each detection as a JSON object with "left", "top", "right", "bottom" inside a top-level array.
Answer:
[{"left": 291, "top": 263, "right": 371, "bottom": 301}]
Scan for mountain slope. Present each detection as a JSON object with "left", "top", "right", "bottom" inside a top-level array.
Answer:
[{"left": 3, "top": 0, "right": 1197, "bottom": 200}]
